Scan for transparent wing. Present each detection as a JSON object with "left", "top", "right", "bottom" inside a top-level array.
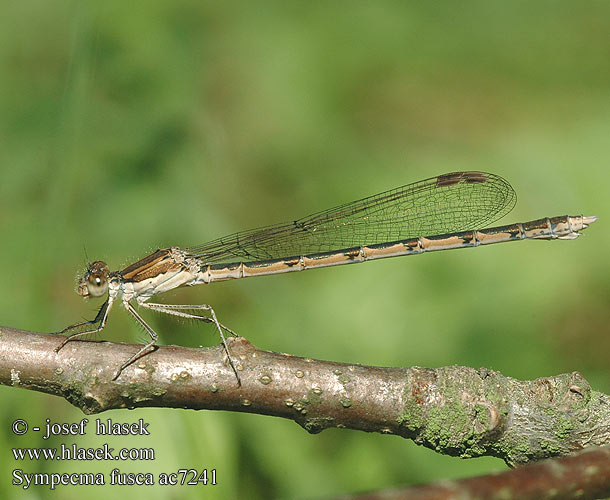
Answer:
[{"left": 186, "top": 171, "right": 516, "bottom": 264}]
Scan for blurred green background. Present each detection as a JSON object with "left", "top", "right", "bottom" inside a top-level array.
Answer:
[{"left": 1, "top": 1, "right": 608, "bottom": 498}]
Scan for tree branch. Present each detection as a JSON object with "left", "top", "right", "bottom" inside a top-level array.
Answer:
[
  {"left": 333, "top": 444, "right": 610, "bottom": 500},
  {"left": 1, "top": 326, "right": 608, "bottom": 466}
]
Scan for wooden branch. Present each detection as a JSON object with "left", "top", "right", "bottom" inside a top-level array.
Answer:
[
  {"left": 334, "top": 444, "right": 610, "bottom": 500},
  {"left": 1, "top": 326, "right": 608, "bottom": 467}
]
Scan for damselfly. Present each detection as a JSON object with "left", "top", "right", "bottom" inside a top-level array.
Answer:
[{"left": 54, "top": 171, "right": 597, "bottom": 383}]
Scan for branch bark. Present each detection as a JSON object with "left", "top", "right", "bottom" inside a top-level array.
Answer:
[
  {"left": 333, "top": 444, "right": 610, "bottom": 500},
  {"left": 1, "top": 326, "right": 608, "bottom": 467}
]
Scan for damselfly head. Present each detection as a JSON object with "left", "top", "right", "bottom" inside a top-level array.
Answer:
[{"left": 77, "top": 261, "right": 109, "bottom": 298}]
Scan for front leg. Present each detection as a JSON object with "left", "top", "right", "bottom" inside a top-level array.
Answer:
[{"left": 54, "top": 299, "right": 113, "bottom": 352}]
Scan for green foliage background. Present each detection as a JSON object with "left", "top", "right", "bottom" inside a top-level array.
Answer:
[{"left": 1, "top": 1, "right": 608, "bottom": 498}]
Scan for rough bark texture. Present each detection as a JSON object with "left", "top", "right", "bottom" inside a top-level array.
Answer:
[{"left": 1, "top": 326, "right": 608, "bottom": 467}]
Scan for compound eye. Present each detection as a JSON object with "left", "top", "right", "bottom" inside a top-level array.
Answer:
[
  {"left": 87, "top": 273, "right": 108, "bottom": 297},
  {"left": 78, "top": 261, "right": 110, "bottom": 298}
]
